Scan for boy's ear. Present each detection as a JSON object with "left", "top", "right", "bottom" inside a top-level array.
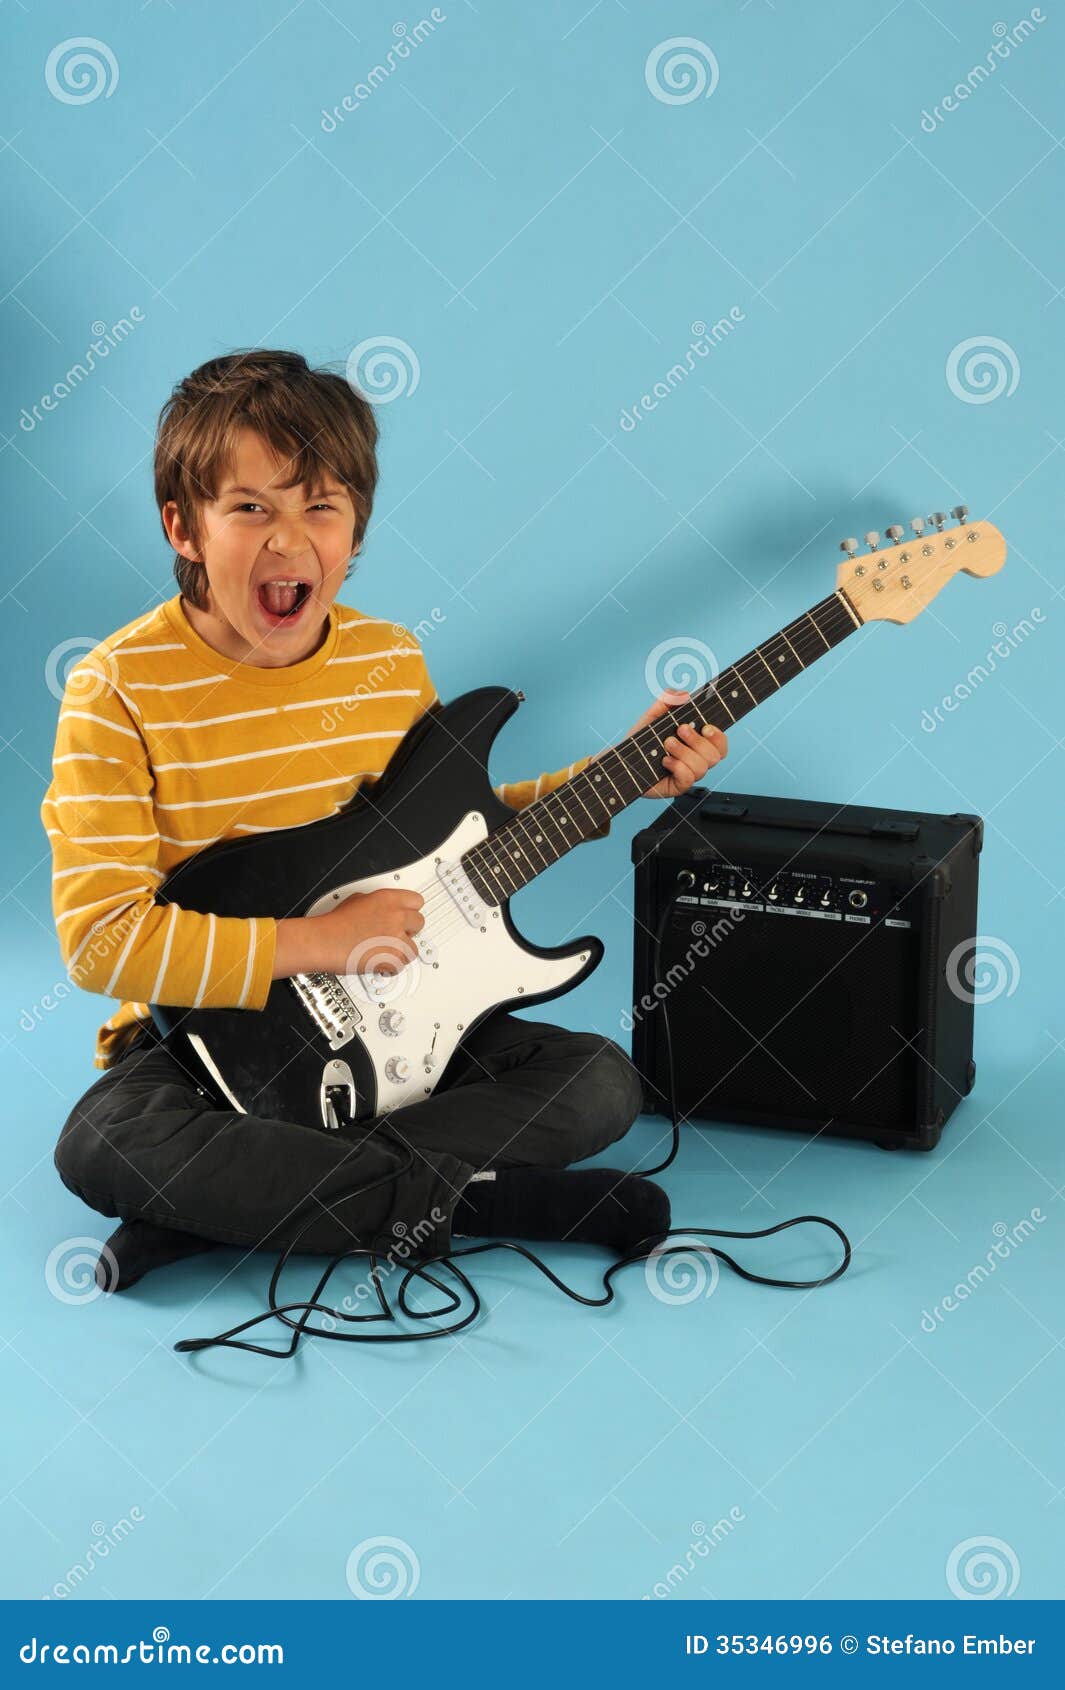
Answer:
[{"left": 161, "top": 498, "right": 200, "bottom": 559}]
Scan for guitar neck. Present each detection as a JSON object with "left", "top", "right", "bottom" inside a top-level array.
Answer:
[{"left": 461, "top": 588, "right": 863, "bottom": 904}]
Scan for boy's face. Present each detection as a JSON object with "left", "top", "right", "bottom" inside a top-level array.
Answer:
[{"left": 162, "top": 428, "right": 360, "bottom": 668}]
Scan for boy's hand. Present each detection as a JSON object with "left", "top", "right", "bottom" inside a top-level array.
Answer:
[
  {"left": 318, "top": 886, "right": 425, "bottom": 977},
  {"left": 592, "top": 687, "right": 728, "bottom": 801}
]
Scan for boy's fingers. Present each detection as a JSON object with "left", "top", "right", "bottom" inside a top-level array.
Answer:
[{"left": 663, "top": 736, "right": 705, "bottom": 777}]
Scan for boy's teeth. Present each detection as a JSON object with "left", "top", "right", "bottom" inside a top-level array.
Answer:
[{"left": 261, "top": 581, "right": 301, "bottom": 615}]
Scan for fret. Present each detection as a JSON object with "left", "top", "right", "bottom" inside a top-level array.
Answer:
[
  {"left": 511, "top": 810, "right": 551, "bottom": 873},
  {"left": 754, "top": 644, "right": 783, "bottom": 689},
  {"left": 805, "top": 606, "right": 831, "bottom": 651},
  {"left": 462, "top": 590, "right": 859, "bottom": 903}
]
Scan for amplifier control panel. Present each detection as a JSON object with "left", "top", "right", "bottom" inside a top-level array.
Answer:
[{"left": 671, "top": 863, "right": 915, "bottom": 927}]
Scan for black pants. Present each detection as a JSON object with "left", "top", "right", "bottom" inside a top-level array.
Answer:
[{"left": 53, "top": 1015, "right": 645, "bottom": 1261}]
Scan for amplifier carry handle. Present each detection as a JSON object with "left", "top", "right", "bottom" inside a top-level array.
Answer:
[{"left": 697, "top": 795, "right": 920, "bottom": 843}]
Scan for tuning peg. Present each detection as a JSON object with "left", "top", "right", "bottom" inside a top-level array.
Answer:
[
  {"left": 909, "top": 517, "right": 926, "bottom": 537},
  {"left": 864, "top": 531, "right": 880, "bottom": 550},
  {"left": 885, "top": 525, "right": 904, "bottom": 544},
  {"left": 951, "top": 504, "right": 969, "bottom": 524},
  {"left": 840, "top": 538, "right": 859, "bottom": 556},
  {"left": 929, "top": 512, "right": 948, "bottom": 531}
]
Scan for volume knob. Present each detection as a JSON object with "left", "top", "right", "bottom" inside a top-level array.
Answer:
[
  {"left": 385, "top": 1056, "right": 412, "bottom": 1085},
  {"left": 379, "top": 1008, "right": 405, "bottom": 1036}
]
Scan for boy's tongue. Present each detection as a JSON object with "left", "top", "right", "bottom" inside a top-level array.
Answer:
[{"left": 260, "top": 581, "right": 301, "bottom": 616}]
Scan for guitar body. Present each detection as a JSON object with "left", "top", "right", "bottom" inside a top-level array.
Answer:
[{"left": 149, "top": 687, "right": 603, "bottom": 1129}]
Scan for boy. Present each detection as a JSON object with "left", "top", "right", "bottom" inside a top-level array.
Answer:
[{"left": 43, "top": 348, "right": 727, "bottom": 1293}]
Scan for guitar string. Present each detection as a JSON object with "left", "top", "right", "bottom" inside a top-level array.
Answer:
[
  {"left": 326, "top": 604, "right": 857, "bottom": 991},
  {"left": 389, "top": 601, "right": 853, "bottom": 936},
  {"left": 389, "top": 601, "right": 856, "bottom": 945}
]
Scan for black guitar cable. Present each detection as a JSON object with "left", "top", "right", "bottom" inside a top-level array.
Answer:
[{"left": 174, "top": 890, "right": 851, "bottom": 1357}]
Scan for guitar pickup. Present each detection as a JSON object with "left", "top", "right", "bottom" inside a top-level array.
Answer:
[{"left": 436, "top": 859, "right": 486, "bottom": 928}]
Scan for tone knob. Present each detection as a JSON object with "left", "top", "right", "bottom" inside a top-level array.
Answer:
[
  {"left": 767, "top": 883, "right": 779, "bottom": 901},
  {"left": 379, "top": 1008, "right": 405, "bottom": 1036},
  {"left": 794, "top": 886, "right": 805, "bottom": 904},
  {"left": 385, "top": 1056, "right": 412, "bottom": 1084}
]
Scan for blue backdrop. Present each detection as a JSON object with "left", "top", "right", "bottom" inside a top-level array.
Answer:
[{"left": 1, "top": 0, "right": 1062, "bottom": 1605}]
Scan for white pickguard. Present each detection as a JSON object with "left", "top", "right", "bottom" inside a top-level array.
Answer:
[{"left": 282, "top": 810, "right": 591, "bottom": 1124}]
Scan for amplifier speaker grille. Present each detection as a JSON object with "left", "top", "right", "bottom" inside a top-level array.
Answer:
[{"left": 656, "top": 903, "right": 918, "bottom": 1131}]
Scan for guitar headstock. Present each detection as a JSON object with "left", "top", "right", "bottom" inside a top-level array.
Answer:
[{"left": 836, "top": 507, "right": 1006, "bottom": 625}]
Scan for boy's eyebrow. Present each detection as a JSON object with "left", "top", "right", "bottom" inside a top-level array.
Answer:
[{"left": 219, "top": 483, "right": 348, "bottom": 498}]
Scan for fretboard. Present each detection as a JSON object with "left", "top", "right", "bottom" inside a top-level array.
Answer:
[{"left": 461, "top": 589, "right": 861, "bottom": 904}]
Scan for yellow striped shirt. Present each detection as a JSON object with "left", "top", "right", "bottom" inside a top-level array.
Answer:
[{"left": 41, "top": 593, "right": 606, "bottom": 1070}]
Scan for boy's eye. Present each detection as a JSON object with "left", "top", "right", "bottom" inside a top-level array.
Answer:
[{"left": 230, "top": 501, "right": 335, "bottom": 513}]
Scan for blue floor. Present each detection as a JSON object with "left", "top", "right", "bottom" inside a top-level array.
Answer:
[{"left": 5, "top": 941, "right": 1062, "bottom": 1601}]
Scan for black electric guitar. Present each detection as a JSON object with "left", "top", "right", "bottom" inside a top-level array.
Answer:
[{"left": 150, "top": 510, "right": 1007, "bottom": 1130}]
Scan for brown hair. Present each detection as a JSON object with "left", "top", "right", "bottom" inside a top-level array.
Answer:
[{"left": 154, "top": 348, "right": 380, "bottom": 609}]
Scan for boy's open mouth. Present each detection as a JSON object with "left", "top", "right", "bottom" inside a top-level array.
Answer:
[{"left": 256, "top": 578, "right": 313, "bottom": 626}]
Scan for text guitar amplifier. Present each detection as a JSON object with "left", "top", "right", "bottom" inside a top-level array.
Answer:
[{"left": 629, "top": 790, "right": 983, "bottom": 1152}]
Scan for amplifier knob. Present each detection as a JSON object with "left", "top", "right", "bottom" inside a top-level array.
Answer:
[
  {"left": 385, "top": 1056, "right": 412, "bottom": 1084},
  {"left": 794, "top": 886, "right": 805, "bottom": 904},
  {"left": 767, "top": 883, "right": 779, "bottom": 901},
  {"left": 820, "top": 889, "right": 831, "bottom": 907},
  {"left": 741, "top": 881, "right": 753, "bottom": 897}
]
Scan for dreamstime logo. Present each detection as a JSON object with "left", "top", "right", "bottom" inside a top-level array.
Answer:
[
  {"left": 346, "top": 336, "right": 420, "bottom": 404},
  {"left": 919, "top": 1209, "right": 1044, "bottom": 1333},
  {"left": 43, "top": 1510, "right": 145, "bottom": 1600},
  {"left": 317, "top": 1210, "right": 446, "bottom": 1332},
  {"left": 919, "top": 12, "right": 1046, "bottom": 132},
  {"left": 618, "top": 310, "right": 746, "bottom": 432},
  {"left": 644, "top": 636, "right": 719, "bottom": 699},
  {"left": 18, "top": 898, "right": 146, "bottom": 1034},
  {"left": 946, "top": 336, "right": 1020, "bottom": 404},
  {"left": 919, "top": 609, "right": 1044, "bottom": 732},
  {"left": 45, "top": 37, "right": 119, "bottom": 104},
  {"left": 644, "top": 1236, "right": 720, "bottom": 1305},
  {"left": 19, "top": 310, "right": 145, "bottom": 433},
  {"left": 45, "top": 640, "right": 120, "bottom": 703},
  {"left": 345, "top": 1536, "right": 420, "bottom": 1599},
  {"left": 642, "top": 1510, "right": 745, "bottom": 1598},
  {"left": 320, "top": 11, "right": 447, "bottom": 131},
  {"left": 645, "top": 38, "right": 719, "bottom": 105},
  {"left": 621, "top": 908, "right": 745, "bottom": 1034},
  {"left": 946, "top": 936, "right": 1020, "bottom": 1005},
  {"left": 320, "top": 610, "right": 446, "bottom": 734},
  {"left": 946, "top": 1536, "right": 1020, "bottom": 1599},
  {"left": 45, "top": 1237, "right": 114, "bottom": 1305},
  {"left": 342, "top": 934, "right": 431, "bottom": 1000}
]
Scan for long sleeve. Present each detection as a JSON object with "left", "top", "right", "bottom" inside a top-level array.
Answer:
[
  {"left": 411, "top": 649, "right": 611, "bottom": 839},
  {"left": 40, "top": 670, "right": 277, "bottom": 1011}
]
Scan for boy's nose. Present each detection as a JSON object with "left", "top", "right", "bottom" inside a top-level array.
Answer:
[{"left": 267, "top": 521, "right": 310, "bottom": 556}]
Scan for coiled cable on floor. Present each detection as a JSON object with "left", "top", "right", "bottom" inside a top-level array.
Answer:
[{"left": 174, "top": 891, "right": 852, "bottom": 1357}]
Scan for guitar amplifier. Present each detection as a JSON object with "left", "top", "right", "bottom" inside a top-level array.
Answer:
[{"left": 629, "top": 790, "right": 983, "bottom": 1151}]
